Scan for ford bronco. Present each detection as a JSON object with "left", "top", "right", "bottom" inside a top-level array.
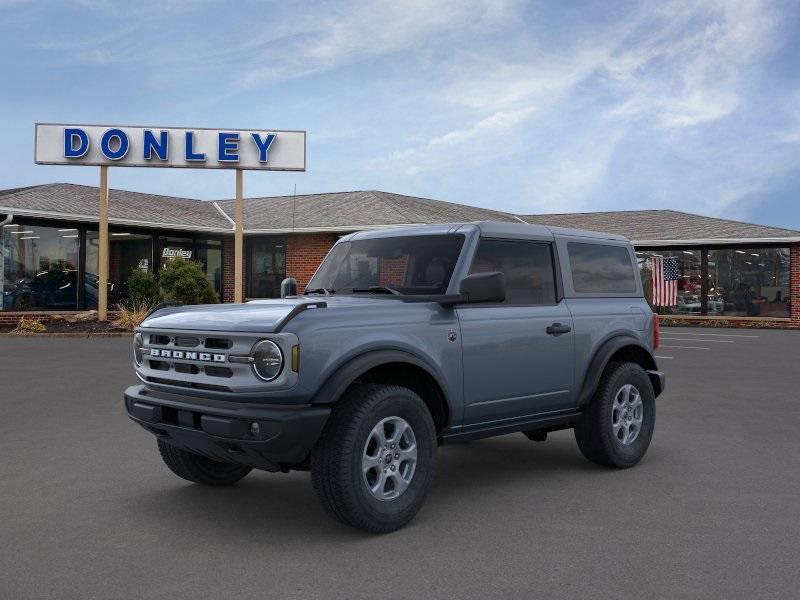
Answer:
[{"left": 125, "top": 221, "right": 665, "bottom": 533}]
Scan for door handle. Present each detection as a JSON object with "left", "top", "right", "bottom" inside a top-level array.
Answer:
[{"left": 546, "top": 323, "right": 571, "bottom": 335}]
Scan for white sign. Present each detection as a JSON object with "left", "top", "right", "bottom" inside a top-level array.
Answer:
[
  {"left": 34, "top": 123, "right": 306, "bottom": 171},
  {"left": 162, "top": 247, "right": 192, "bottom": 259}
]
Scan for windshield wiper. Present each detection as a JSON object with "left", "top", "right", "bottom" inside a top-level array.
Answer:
[
  {"left": 350, "top": 286, "right": 402, "bottom": 295},
  {"left": 303, "top": 287, "right": 334, "bottom": 296}
]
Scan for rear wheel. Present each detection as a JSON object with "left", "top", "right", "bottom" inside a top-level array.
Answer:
[
  {"left": 574, "top": 361, "right": 655, "bottom": 468},
  {"left": 311, "top": 384, "right": 437, "bottom": 533},
  {"left": 157, "top": 440, "right": 252, "bottom": 486}
]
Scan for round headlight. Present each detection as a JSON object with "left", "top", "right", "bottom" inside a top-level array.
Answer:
[
  {"left": 251, "top": 340, "right": 284, "bottom": 382},
  {"left": 133, "top": 333, "right": 144, "bottom": 366}
]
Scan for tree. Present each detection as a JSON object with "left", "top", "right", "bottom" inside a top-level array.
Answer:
[
  {"left": 127, "top": 269, "right": 161, "bottom": 306},
  {"left": 158, "top": 259, "right": 219, "bottom": 305}
]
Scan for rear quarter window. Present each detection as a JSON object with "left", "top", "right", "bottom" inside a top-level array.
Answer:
[{"left": 567, "top": 242, "right": 637, "bottom": 294}]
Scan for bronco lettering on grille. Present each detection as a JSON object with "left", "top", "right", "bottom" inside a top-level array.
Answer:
[{"left": 148, "top": 348, "right": 226, "bottom": 362}]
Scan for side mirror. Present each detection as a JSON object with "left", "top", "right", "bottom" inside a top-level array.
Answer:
[
  {"left": 458, "top": 271, "right": 505, "bottom": 304},
  {"left": 280, "top": 277, "right": 298, "bottom": 298}
]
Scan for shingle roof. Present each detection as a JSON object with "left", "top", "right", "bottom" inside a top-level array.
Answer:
[
  {"left": 0, "top": 183, "right": 230, "bottom": 232},
  {"left": 2, "top": 184, "right": 798, "bottom": 243},
  {"left": 520, "top": 209, "right": 800, "bottom": 243},
  {"left": 214, "top": 190, "right": 521, "bottom": 231}
]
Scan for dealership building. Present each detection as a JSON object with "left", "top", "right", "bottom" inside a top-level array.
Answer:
[{"left": 1, "top": 182, "right": 798, "bottom": 327}]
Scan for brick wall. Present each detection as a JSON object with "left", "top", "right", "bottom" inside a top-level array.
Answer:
[
  {"left": 286, "top": 233, "right": 337, "bottom": 294},
  {"left": 379, "top": 256, "right": 409, "bottom": 287},
  {"left": 791, "top": 243, "right": 800, "bottom": 324},
  {"left": 222, "top": 237, "right": 235, "bottom": 303}
]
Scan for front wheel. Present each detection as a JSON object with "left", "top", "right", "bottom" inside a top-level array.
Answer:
[
  {"left": 311, "top": 384, "right": 437, "bottom": 533},
  {"left": 574, "top": 361, "right": 656, "bottom": 468}
]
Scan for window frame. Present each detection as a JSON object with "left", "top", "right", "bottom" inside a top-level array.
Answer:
[{"left": 461, "top": 237, "right": 562, "bottom": 307}]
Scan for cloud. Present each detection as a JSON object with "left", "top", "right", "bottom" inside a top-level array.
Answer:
[
  {"left": 1, "top": 0, "right": 798, "bottom": 226},
  {"left": 238, "top": 0, "right": 521, "bottom": 88},
  {"left": 378, "top": 106, "right": 536, "bottom": 175},
  {"left": 369, "top": 0, "right": 796, "bottom": 215}
]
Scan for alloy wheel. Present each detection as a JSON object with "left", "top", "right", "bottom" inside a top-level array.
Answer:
[{"left": 362, "top": 416, "right": 418, "bottom": 501}]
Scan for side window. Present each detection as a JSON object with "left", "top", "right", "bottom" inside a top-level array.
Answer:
[
  {"left": 469, "top": 239, "right": 556, "bottom": 305},
  {"left": 567, "top": 242, "right": 637, "bottom": 294}
]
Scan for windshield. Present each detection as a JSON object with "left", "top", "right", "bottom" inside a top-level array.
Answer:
[{"left": 307, "top": 234, "right": 465, "bottom": 295}]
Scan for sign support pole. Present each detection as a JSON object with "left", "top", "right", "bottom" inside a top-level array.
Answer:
[
  {"left": 98, "top": 166, "right": 109, "bottom": 321},
  {"left": 234, "top": 168, "right": 244, "bottom": 303}
]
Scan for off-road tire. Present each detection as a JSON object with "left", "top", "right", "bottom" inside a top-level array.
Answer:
[
  {"left": 311, "top": 384, "right": 437, "bottom": 533},
  {"left": 157, "top": 439, "right": 252, "bottom": 486},
  {"left": 574, "top": 361, "right": 656, "bottom": 468}
]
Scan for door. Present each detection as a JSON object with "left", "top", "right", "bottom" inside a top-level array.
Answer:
[
  {"left": 247, "top": 237, "right": 286, "bottom": 298},
  {"left": 457, "top": 239, "right": 575, "bottom": 425}
]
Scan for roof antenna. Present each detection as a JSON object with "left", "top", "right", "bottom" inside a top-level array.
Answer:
[{"left": 292, "top": 184, "right": 297, "bottom": 230}]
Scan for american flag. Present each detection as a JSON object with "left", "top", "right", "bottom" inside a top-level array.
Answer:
[{"left": 651, "top": 256, "right": 679, "bottom": 306}]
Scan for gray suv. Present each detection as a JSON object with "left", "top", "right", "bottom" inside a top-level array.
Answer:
[{"left": 125, "top": 221, "right": 665, "bottom": 533}]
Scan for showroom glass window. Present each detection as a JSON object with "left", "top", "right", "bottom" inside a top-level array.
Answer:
[
  {"left": 157, "top": 236, "right": 223, "bottom": 301},
  {"left": 85, "top": 230, "right": 154, "bottom": 308},
  {"left": 707, "top": 248, "right": 790, "bottom": 318},
  {"left": 1, "top": 223, "right": 80, "bottom": 310},
  {"left": 159, "top": 236, "right": 194, "bottom": 271},
  {"left": 247, "top": 237, "right": 286, "bottom": 298},
  {"left": 636, "top": 250, "right": 702, "bottom": 315},
  {"left": 196, "top": 239, "right": 223, "bottom": 299}
]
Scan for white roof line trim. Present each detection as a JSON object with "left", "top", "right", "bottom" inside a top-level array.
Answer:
[
  {"left": 212, "top": 201, "right": 236, "bottom": 229},
  {"left": 632, "top": 237, "right": 800, "bottom": 245},
  {"left": 242, "top": 223, "right": 426, "bottom": 234},
  {"left": 0, "top": 206, "right": 230, "bottom": 233}
]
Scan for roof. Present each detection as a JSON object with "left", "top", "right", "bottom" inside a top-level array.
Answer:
[
  {"left": 1, "top": 183, "right": 798, "bottom": 244},
  {"left": 0, "top": 183, "right": 230, "bottom": 232},
  {"left": 214, "top": 190, "right": 521, "bottom": 231},
  {"left": 520, "top": 209, "right": 800, "bottom": 244}
]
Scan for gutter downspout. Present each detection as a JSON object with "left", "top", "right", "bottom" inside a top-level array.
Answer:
[{"left": 0, "top": 213, "right": 11, "bottom": 226}]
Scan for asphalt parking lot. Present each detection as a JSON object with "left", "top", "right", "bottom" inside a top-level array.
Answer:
[{"left": 1, "top": 327, "right": 799, "bottom": 600}]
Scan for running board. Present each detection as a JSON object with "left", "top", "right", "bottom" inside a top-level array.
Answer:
[{"left": 439, "top": 409, "right": 583, "bottom": 444}]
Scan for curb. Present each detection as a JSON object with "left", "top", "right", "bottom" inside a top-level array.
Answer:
[{"left": 0, "top": 332, "right": 132, "bottom": 338}]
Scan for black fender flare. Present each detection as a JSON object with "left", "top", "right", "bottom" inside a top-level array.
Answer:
[
  {"left": 578, "top": 335, "right": 661, "bottom": 405},
  {"left": 310, "top": 348, "right": 450, "bottom": 408}
]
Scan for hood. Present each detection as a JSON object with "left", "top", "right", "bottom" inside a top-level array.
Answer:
[{"left": 139, "top": 296, "right": 402, "bottom": 333}]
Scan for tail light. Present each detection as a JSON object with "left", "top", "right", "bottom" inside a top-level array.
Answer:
[{"left": 652, "top": 313, "right": 660, "bottom": 350}]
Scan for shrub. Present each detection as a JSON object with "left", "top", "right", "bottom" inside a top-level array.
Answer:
[
  {"left": 11, "top": 316, "right": 46, "bottom": 334},
  {"left": 128, "top": 269, "right": 162, "bottom": 305},
  {"left": 159, "top": 259, "right": 219, "bottom": 305},
  {"left": 113, "top": 300, "right": 156, "bottom": 331}
]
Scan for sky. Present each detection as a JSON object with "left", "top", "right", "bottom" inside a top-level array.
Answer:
[{"left": 1, "top": 0, "right": 799, "bottom": 228}]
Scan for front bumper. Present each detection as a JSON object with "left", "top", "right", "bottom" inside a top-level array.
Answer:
[{"left": 124, "top": 385, "right": 330, "bottom": 471}]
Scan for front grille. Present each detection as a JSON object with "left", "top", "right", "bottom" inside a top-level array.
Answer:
[
  {"left": 175, "top": 363, "right": 200, "bottom": 375},
  {"left": 136, "top": 328, "right": 297, "bottom": 395},
  {"left": 205, "top": 337, "right": 233, "bottom": 349},
  {"left": 205, "top": 366, "right": 233, "bottom": 378}
]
